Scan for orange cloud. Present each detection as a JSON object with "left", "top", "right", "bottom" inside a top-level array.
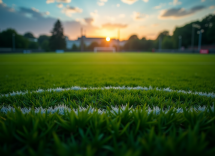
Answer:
[
  {"left": 102, "top": 23, "right": 127, "bottom": 30},
  {"left": 132, "top": 12, "right": 148, "bottom": 21}
]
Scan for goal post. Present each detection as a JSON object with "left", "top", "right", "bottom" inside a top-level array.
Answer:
[{"left": 94, "top": 47, "right": 116, "bottom": 53}]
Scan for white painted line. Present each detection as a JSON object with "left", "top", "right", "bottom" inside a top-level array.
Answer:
[
  {"left": 0, "top": 104, "right": 214, "bottom": 115},
  {"left": 1, "top": 86, "right": 215, "bottom": 98}
]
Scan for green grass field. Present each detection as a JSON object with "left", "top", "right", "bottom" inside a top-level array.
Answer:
[
  {"left": 1, "top": 53, "right": 215, "bottom": 156},
  {"left": 1, "top": 53, "right": 215, "bottom": 93}
]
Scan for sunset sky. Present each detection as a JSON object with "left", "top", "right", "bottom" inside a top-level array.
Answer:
[{"left": 0, "top": 0, "right": 215, "bottom": 40}]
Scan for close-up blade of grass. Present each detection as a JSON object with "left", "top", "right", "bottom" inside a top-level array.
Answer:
[{"left": 0, "top": 107, "right": 215, "bottom": 156}]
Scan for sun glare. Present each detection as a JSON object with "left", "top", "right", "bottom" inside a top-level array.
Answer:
[{"left": 106, "top": 37, "right": 110, "bottom": 42}]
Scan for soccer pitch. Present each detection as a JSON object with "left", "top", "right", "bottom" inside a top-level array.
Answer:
[
  {"left": 1, "top": 53, "right": 215, "bottom": 93},
  {"left": 1, "top": 53, "right": 215, "bottom": 155}
]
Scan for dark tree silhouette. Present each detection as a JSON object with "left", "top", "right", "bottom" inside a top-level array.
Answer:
[
  {"left": 124, "top": 35, "right": 141, "bottom": 51},
  {"left": 71, "top": 44, "right": 79, "bottom": 51},
  {"left": 0, "top": 29, "right": 29, "bottom": 48},
  {"left": 24, "top": 32, "right": 35, "bottom": 39},
  {"left": 49, "top": 20, "right": 66, "bottom": 51},
  {"left": 87, "top": 42, "right": 99, "bottom": 51},
  {"left": 38, "top": 35, "right": 49, "bottom": 46}
]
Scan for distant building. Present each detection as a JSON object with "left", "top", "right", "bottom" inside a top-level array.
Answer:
[{"left": 65, "top": 36, "right": 127, "bottom": 49}]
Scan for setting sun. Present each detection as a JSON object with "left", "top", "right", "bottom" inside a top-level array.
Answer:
[{"left": 106, "top": 37, "right": 110, "bottom": 42}]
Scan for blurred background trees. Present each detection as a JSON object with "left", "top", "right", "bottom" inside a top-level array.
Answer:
[
  {"left": 124, "top": 14, "right": 214, "bottom": 51},
  {"left": 87, "top": 42, "right": 99, "bottom": 51},
  {"left": 49, "top": 20, "right": 66, "bottom": 51},
  {"left": 0, "top": 14, "right": 214, "bottom": 52},
  {"left": 38, "top": 35, "right": 50, "bottom": 51},
  {"left": 0, "top": 29, "right": 29, "bottom": 49},
  {"left": 23, "top": 32, "right": 39, "bottom": 49},
  {"left": 23, "top": 32, "right": 35, "bottom": 39}
]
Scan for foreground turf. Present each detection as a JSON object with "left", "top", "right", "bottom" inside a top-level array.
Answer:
[
  {"left": 1, "top": 53, "right": 215, "bottom": 155},
  {"left": 1, "top": 105, "right": 215, "bottom": 156},
  {"left": 0, "top": 88, "right": 215, "bottom": 155},
  {"left": 0, "top": 105, "right": 215, "bottom": 156},
  {"left": 0, "top": 53, "right": 215, "bottom": 93}
]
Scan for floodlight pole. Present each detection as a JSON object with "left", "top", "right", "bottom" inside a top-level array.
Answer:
[
  {"left": 81, "top": 28, "right": 84, "bottom": 52},
  {"left": 191, "top": 26, "right": 195, "bottom": 51},
  {"left": 198, "top": 30, "right": 203, "bottom": 51},
  {"left": 159, "top": 37, "right": 162, "bottom": 51},
  {"left": 178, "top": 36, "right": 182, "bottom": 50},
  {"left": 191, "top": 24, "right": 201, "bottom": 52},
  {"left": 118, "top": 29, "right": 120, "bottom": 52},
  {"left": 12, "top": 33, "right": 15, "bottom": 51}
]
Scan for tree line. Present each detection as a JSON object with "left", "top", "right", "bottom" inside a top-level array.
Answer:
[
  {"left": 0, "top": 20, "right": 65, "bottom": 51},
  {"left": 0, "top": 14, "right": 214, "bottom": 51},
  {"left": 123, "top": 14, "right": 215, "bottom": 51}
]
